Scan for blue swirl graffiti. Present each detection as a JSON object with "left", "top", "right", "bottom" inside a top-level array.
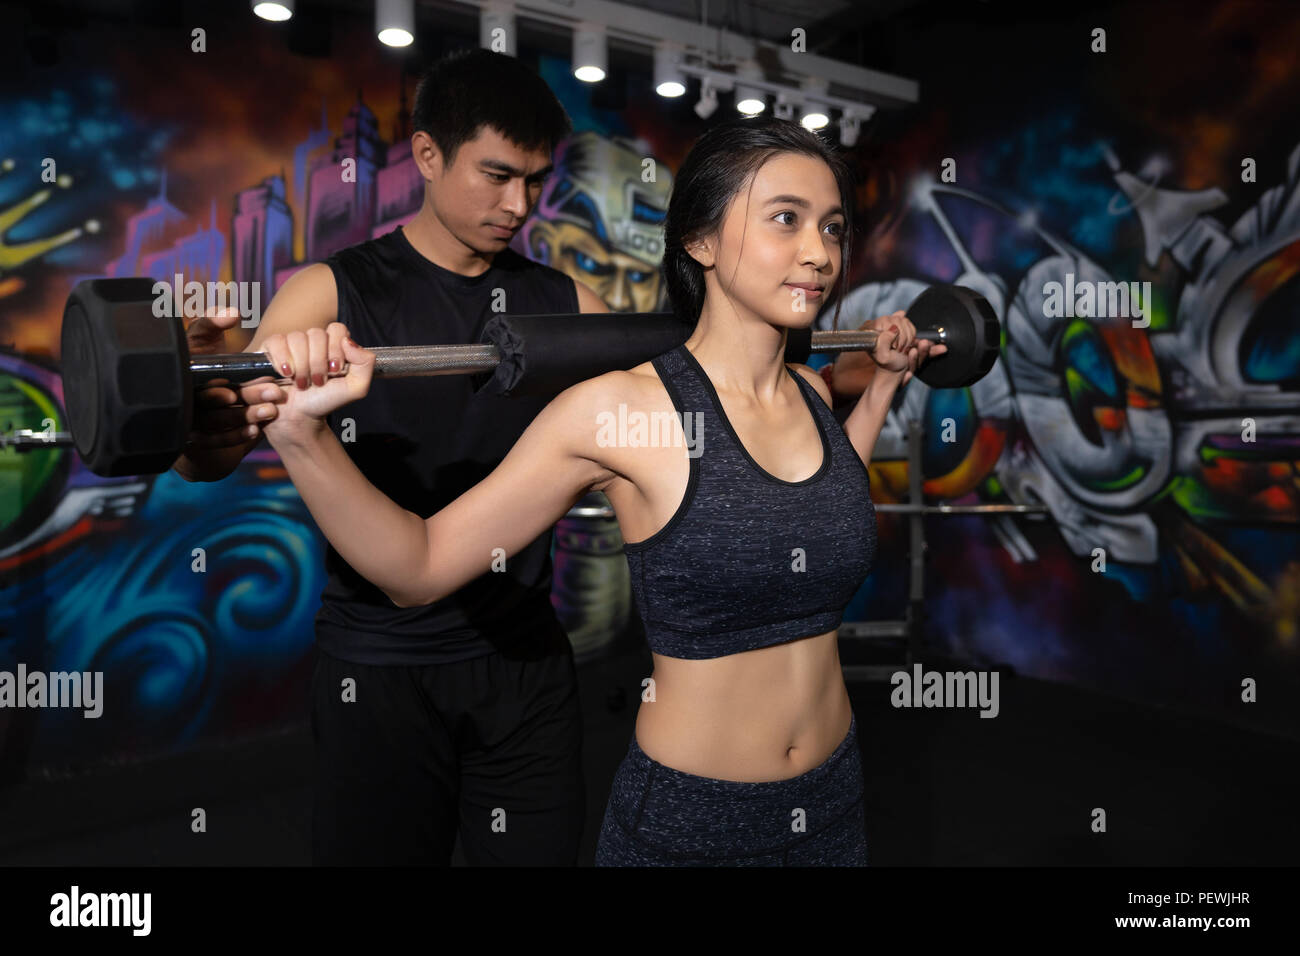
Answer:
[{"left": 1, "top": 467, "right": 323, "bottom": 766}]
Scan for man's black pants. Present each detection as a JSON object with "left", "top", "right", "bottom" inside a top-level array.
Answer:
[{"left": 310, "top": 621, "right": 585, "bottom": 865}]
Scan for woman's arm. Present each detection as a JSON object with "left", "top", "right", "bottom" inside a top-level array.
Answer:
[
  {"left": 841, "top": 373, "right": 901, "bottom": 466},
  {"left": 823, "top": 347, "right": 878, "bottom": 407},
  {"left": 792, "top": 311, "right": 942, "bottom": 466},
  {"left": 267, "top": 346, "right": 614, "bottom": 608}
]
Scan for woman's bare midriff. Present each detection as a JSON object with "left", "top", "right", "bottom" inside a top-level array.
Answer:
[
  {"left": 633, "top": 629, "right": 853, "bottom": 782},
  {"left": 595, "top": 360, "right": 856, "bottom": 783}
]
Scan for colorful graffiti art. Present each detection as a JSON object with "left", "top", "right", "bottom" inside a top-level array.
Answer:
[
  {"left": 820, "top": 139, "right": 1299, "bottom": 691},
  {"left": 1, "top": 11, "right": 1297, "bottom": 775}
]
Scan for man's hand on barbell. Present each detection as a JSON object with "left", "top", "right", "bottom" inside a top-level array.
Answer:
[
  {"left": 186, "top": 382, "right": 283, "bottom": 449},
  {"left": 184, "top": 306, "right": 282, "bottom": 450}
]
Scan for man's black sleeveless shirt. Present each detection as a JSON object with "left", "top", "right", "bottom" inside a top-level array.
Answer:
[{"left": 314, "top": 226, "right": 579, "bottom": 665}]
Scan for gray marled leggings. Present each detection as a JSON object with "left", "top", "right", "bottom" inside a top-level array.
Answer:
[{"left": 595, "top": 712, "right": 868, "bottom": 866}]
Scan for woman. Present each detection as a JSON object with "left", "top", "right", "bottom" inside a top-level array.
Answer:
[{"left": 257, "top": 116, "right": 943, "bottom": 865}]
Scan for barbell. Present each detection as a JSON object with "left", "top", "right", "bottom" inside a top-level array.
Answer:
[{"left": 59, "top": 278, "right": 1000, "bottom": 477}]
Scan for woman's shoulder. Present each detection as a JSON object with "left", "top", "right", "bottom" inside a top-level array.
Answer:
[
  {"left": 536, "top": 366, "right": 678, "bottom": 467},
  {"left": 549, "top": 363, "right": 674, "bottom": 422}
]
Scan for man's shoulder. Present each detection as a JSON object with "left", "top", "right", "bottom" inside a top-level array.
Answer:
[
  {"left": 330, "top": 230, "right": 401, "bottom": 266},
  {"left": 495, "top": 245, "right": 579, "bottom": 306},
  {"left": 497, "top": 245, "right": 564, "bottom": 279},
  {"left": 320, "top": 235, "right": 403, "bottom": 292}
]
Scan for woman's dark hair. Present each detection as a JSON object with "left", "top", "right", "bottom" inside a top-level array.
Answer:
[
  {"left": 411, "top": 49, "right": 572, "bottom": 167},
  {"left": 662, "top": 115, "right": 855, "bottom": 330}
]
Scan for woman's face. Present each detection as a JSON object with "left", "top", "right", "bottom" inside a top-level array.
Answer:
[{"left": 691, "top": 152, "right": 846, "bottom": 328}]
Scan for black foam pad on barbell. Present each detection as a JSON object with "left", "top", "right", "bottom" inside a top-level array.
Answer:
[
  {"left": 61, "top": 278, "right": 191, "bottom": 477},
  {"left": 476, "top": 312, "right": 816, "bottom": 398}
]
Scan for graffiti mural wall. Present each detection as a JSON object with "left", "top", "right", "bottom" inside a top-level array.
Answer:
[{"left": 0, "top": 2, "right": 1295, "bottom": 773}]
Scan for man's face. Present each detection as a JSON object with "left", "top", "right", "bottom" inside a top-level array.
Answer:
[{"left": 422, "top": 125, "right": 553, "bottom": 254}]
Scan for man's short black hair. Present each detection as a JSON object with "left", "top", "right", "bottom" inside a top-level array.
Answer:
[{"left": 411, "top": 48, "right": 573, "bottom": 167}]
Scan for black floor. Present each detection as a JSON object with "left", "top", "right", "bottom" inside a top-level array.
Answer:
[{"left": 0, "top": 639, "right": 1297, "bottom": 865}]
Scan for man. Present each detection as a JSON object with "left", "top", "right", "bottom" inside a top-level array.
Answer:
[{"left": 175, "top": 48, "right": 608, "bottom": 865}]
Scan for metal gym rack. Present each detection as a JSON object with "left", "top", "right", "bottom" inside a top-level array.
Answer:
[{"left": 838, "top": 417, "right": 1049, "bottom": 682}]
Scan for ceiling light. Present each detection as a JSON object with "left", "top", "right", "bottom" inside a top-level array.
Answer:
[
  {"left": 694, "top": 78, "right": 719, "bottom": 119},
  {"left": 252, "top": 0, "right": 293, "bottom": 21},
  {"left": 838, "top": 105, "right": 874, "bottom": 147},
  {"left": 654, "top": 43, "right": 685, "bottom": 97},
  {"left": 734, "top": 59, "right": 764, "bottom": 115},
  {"left": 376, "top": 0, "right": 414, "bottom": 47},
  {"left": 573, "top": 24, "right": 606, "bottom": 82},
  {"left": 800, "top": 77, "right": 830, "bottom": 130}
]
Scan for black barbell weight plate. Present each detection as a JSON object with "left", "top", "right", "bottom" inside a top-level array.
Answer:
[
  {"left": 61, "top": 278, "right": 191, "bottom": 477},
  {"left": 908, "top": 284, "right": 1000, "bottom": 389}
]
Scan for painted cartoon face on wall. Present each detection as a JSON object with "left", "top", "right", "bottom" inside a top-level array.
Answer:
[
  {"left": 516, "top": 132, "right": 670, "bottom": 312},
  {"left": 529, "top": 219, "right": 660, "bottom": 312}
]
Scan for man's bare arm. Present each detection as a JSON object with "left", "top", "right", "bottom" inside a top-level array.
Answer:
[{"left": 574, "top": 279, "right": 610, "bottom": 313}]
